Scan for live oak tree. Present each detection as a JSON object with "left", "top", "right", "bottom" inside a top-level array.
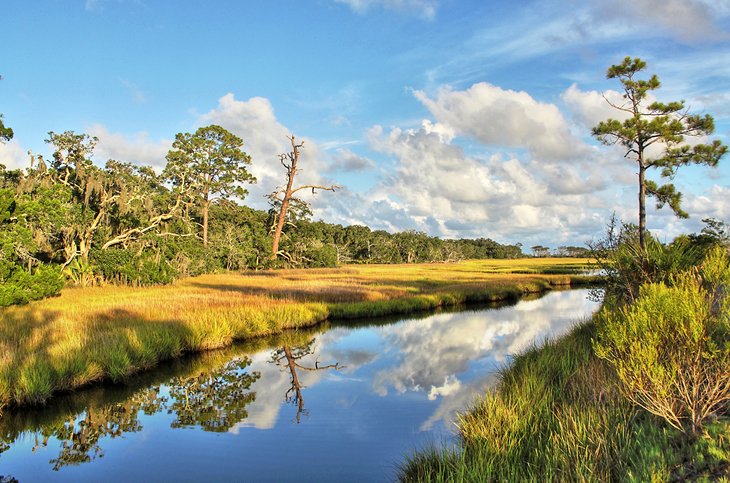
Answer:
[
  {"left": 268, "top": 135, "right": 338, "bottom": 260},
  {"left": 592, "top": 57, "right": 727, "bottom": 250},
  {"left": 164, "top": 125, "right": 255, "bottom": 248}
]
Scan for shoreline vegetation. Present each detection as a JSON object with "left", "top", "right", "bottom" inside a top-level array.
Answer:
[
  {"left": 0, "top": 258, "right": 596, "bottom": 411},
  {"left": 400, "top": 316, "right": 730, "bottom": 482},
  {"left": 401, "top": 244, "right": 730, "bottom": 482}
]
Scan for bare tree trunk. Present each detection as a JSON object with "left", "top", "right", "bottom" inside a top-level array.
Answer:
[
  {"left": 271, "top": 181, "right": 294, "bottom": 259},
  {"left": 203, "top": 197, "right": 210, "bottom": 249},
  {"left": 271, "top": 137, "right": 300, "bottom": 260},
  {"left": 638, "top": 164, "right": 646, "bottom": 250}
]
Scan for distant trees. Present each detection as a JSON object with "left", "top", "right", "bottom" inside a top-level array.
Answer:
[
  {"left": 531, "top": 245, "right": 550, "bottom": 257},
  {"left": 164, "top": 125, "right": 255, "bottom": 248},
  {"left": 592, "top": 57, "right": 727, "bottom": 250},
  {"left": 268, "top": 135, "right": 338, "bottom": 260}
]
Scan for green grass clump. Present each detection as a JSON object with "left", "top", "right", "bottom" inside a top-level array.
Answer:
[{"left": 400, "top": 319, "right": 730, "bottom": 482}]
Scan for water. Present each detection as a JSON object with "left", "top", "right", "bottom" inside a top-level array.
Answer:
[{"left": 0, "top": 289, "right": 600, "bottom": 482}]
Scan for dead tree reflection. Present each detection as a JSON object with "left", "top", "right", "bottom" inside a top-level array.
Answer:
[{"left": 270, "top": 338, "right": 343, "bottom": 423}]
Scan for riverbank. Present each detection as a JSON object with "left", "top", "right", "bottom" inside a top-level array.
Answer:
[
  {"left": 399, "top": 316, "right": 730, "bottom": 481},
  {"left": 0, "top": 258, "right": 596, "bottom": 411}
]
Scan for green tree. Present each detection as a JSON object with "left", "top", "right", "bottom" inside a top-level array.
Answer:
[
  {"left": 164, "top": 125, "right": 255, "bottom": 248},
  {"left": 0, "top": 114, "right": 12, "bottom": 143},
  {"left": 592, "top": 57, "right": 727, "bottom": 250}
]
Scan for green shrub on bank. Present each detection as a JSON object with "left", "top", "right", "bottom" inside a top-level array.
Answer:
[
  {"left": 594, "top": 247, "right": 730, "bottom": 436},
  {"left": 0, "top": 265, "right": 64, "bottom": 307}
]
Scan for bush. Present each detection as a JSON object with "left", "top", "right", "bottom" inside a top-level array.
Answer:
[
  {"left": 590, "top": 219, "right": 708, "bottom": 305},
  {"left": 91, "top": 248, "right": 176, "bottom": 286},
  {"left": 0, "top": 264, "right": 64, "bottom": 307},
  {"left": 594, "top": 247, "right": 730, "bottom": 436}
]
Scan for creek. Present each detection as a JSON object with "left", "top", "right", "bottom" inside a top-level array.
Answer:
[{"left": 0, "top": 289, "right": 601, "bottom": 482}]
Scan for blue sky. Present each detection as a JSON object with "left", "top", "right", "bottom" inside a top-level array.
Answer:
[{"left": 1, "top": 0, "right": 729, "bottom": 248}]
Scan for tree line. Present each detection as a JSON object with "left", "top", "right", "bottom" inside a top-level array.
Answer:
[{"left": 0, "top": 124, "right": 527, "bottom": 306}]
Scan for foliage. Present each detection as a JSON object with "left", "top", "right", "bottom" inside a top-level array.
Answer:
[
  {"left": 589, "top": 215, "right": 711, "bottom": 305},
  {"left": 594, "top": 247, "right": 730, "bottom": 436},
  {"left": 401, "top": 319, "right": 730, "bottom": 482},
  {"left": 1, "top": 126, "right": 526, "bottom": 306},
  {"left": 163, "top": 124, "right": 255, "bottom": 248},
  {"left": 592, "top": 57, "right": 727, "bottom": 249},
  {"left": 0, "top": 264, "right": 63, "bottom": 307},
  {"left": 0, "top": 114, "right": 12, "bottom": 142}
]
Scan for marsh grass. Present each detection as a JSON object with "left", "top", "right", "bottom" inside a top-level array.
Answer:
[
  {"left": 0, "top": 258, "right": 593, "bottom": 410},
  {"left": 399, "top": 319, "right": 730, "bottom": 482}
]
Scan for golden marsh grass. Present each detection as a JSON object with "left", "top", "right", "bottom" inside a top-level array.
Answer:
[{"left": 0, "top": 258, "right": 595, "bottom": 409}]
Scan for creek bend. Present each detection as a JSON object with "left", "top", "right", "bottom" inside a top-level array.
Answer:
[{"left": 0, "top": 289, "right": 600, "bottom": 482}]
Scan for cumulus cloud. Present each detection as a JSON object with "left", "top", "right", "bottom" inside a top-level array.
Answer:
[
  {"left": 414, "top": 83, "right": 587, "bottom": 161},
  {"left": 684, "top": 185, "right": 730, "bottom": 223},
  {"left": 362, "top": 122, "right": 629, "bottom": 245},
  {"left": 88, "top": 124, "right": 171, "bottom": 170},
  {"left": 0, "top": 139, "right": 28, "bottom": 171},
  {"left": 334, "top": 0, "right": 439, "bottom": 19},
  {"left": 327, "top": 148, "right": 376, "bottom": 172},
  {"left": 561, "top": 84, "right": 631, "bottom": 129},
  {"left": 197, "top": 93, "right": 338, "bottom": 211}
]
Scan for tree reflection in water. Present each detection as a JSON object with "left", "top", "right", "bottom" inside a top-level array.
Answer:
[
  {"left": 0, "top": 356, "right": 259, "bottom": 470},
  {"left": 270, "top": 338, "right": 343, "bottom": 423},
  {"left": 168, "top": 357, "right": 260, "bottom": 432}
]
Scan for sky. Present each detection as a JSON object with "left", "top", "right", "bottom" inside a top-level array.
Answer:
[{"left": 1, "top": 0, "right": 729, "bottom": 248}]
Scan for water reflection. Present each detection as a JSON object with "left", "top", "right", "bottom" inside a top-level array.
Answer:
[
  {"left": 167, "top": 357, "right": 259, "bottom": 432},
  {"left": 0, "top": 289, "right": 601, "bottom": 481},
  {"left": 270, "top": 339, "right": 344, "bottom": 423},
  {"left": 0, "top": 356, "right": 260, "bottom": 470}
]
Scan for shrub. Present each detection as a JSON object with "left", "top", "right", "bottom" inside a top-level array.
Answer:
[
  {"left": 590, "top": 219, "right": 709, "bottom": 305},
  {"left": 0, "top": 264, "right": 64, "bottom": 307},
  {"left": 594, "top": 247, "right": 730, "bottom": 435}
]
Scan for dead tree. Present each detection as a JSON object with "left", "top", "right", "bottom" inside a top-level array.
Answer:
[{"left": 269, "top": 135, "right": 338, "bottom": 260}]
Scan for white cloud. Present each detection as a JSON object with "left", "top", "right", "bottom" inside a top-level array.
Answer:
[
  {"left": 414, "top": 83, "right": 587, "bottom": 161},
  {"left": 362, "top": 123, "right": 628, "bottom": 245},
  {"left": 119, "top": 78, "right": 147, "bottom": 104},
  {"left": 0, "top": 139, "right": 28, "bottom": 171},
  {"left": 684, "top": 185, "right": 730, "bottom": 223},
  {"left": 197, "top": 93, "right": 339, "bottom": 211},
  {"left": 603, "top": 0, "right": 729, "bottom": 43},
  {"left": 334, "top": 0, "right": 439, "bottom": 19},
  {"left": 561, "top": 84, "right": 631, "bottom": 129},
  {"left": 87, "top": 124, "right": 171, "bottom": 171}
]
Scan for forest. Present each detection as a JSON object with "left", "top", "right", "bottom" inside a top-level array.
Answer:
[{"left": 0, "top": 125, "right": 537, "bottom": 307}]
